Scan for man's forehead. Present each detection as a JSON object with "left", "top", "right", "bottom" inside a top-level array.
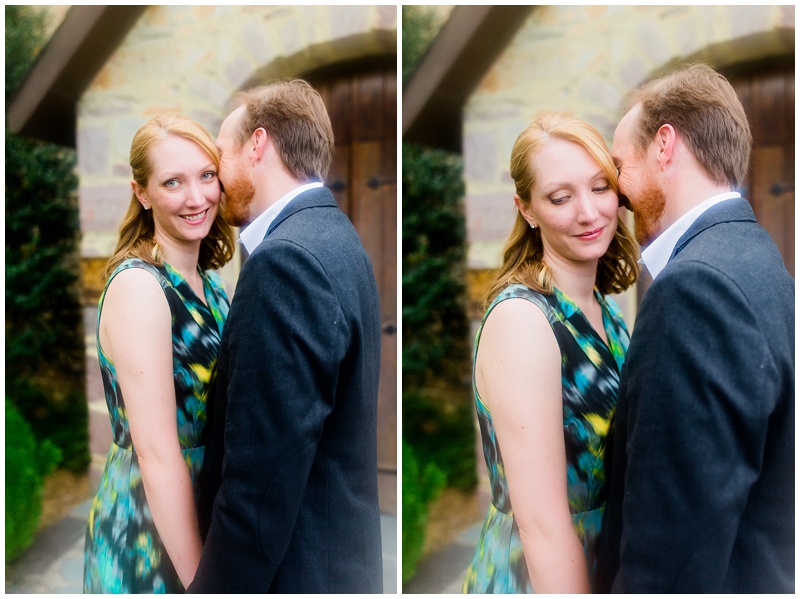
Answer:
[
  {"left": 220, "top": 105, "right": 245, "bottom": 136},
  {"left": 614, "top": 106, "right": 638, "bottom": 144},
  {"left": 216, "top": 106, "right": 242, "bottom": 151},
  {"left": 621, "top": 103, "right": 642, "bottom": 130}
]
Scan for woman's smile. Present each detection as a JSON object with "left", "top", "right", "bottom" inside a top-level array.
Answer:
[
  {"left": 180, "top": 208, "right": 210, "bottom": 224},
  {"left": 575, "top": 226, "right": 605, "bottom": 241}
]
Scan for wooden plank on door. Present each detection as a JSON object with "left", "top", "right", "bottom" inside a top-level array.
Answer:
[{"left": 312, "top": 68, "right": 398, "bottom": 514}]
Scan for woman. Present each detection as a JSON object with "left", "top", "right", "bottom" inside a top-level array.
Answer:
[
  {"left": 462, "top": 114, "right": 639, "bottom": 593},
  {"left": 83, "top": 114, "right": 236, "bottom": 593}
]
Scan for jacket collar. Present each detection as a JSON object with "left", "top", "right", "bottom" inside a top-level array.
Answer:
[
  {"left": 671, "top": 196, "right": 756, "bottom": 260},
  {"left": 265, "top": 185, "right": 337, "bottom": 238}
]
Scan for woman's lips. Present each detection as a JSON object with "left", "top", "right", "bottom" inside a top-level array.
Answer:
[
  {"left": 576, "top": 227, "right": 604, "bottom": 240},
  {"left": 181, "top": 208, "right": 209, "bottom": 224}
]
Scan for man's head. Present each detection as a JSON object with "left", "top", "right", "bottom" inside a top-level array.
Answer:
[
  {"left": 231, "top": 79, "right": 334, "bottom": 183},
  {"left": 215, "top": 79, "right": 334, "bottom": 226},
  {"left": 612, "top": 103, "right": 667, "bottom": 246},
  {"left": 613, "top": 64, "right": 752, "bottom": 245}
]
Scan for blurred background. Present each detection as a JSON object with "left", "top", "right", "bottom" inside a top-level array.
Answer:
[
  {"left": 401, "top": 4, "right": 794, "bottom": 592},
  {"left": 5, "top": 4, "right": 397, "bottom": 592}
]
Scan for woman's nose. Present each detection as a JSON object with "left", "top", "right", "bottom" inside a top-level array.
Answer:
[
  {"left": 576, "top": 191, "right": 599, "bottom": 222},
  {"left": 185, "top": 181, "right": 205, "bottom": 205}
]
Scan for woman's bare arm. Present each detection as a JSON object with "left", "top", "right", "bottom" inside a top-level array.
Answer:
[
  {"left": 100, "top": 268, "right": 203, "bottom": 588},
  {"left": 477, "top": 297, "right": 590, "bottom": 593}
]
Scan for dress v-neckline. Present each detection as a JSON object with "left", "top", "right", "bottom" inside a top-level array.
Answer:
[
  {"left": 163, "top": 261, "right": 210, "bottom": 309},
  {"left": 554, "top": 287, "right": 614, "bottom": 356}
]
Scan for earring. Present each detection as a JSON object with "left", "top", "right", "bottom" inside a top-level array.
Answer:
[
  {"left": 530, "top": 223, "right": 536, "bottom": 229},
  {"left": 143, "top": 205, "right": 150, "bottom": 211}
]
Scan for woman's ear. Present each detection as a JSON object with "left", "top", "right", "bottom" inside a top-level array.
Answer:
[
  {"left": 514, "top": 194, "right": 537, "bottom": 228},
  {"left": 132, "top": 180, "right": 149, "bottom": 210}
]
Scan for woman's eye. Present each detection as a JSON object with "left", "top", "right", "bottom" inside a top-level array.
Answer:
[
  {"left": 593, "top": 185, "right": 610, "bottom": 193},
  {"left": 201, "top": 171, "right": 216, "bottom": 181},
  {"left": 550, "top": 196, "right": 568, "bottom": 205},
  {"left": 163, "top": 179, "right": 179, "bottom": 188}
]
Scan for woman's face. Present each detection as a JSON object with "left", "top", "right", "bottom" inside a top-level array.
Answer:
[
  {"left": 518, "top": 138, "right": 619, "bottom": 270},
  {"left": 134, "top": 134, "right": 221, "bottom": 248}
]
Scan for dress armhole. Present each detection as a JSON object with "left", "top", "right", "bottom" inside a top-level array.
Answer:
[
  {"left": 474, "top": 286, "right": 556, "bottom": 413},
  {"left": 97, "top": 260, "right": 170, "bottom": 365}
]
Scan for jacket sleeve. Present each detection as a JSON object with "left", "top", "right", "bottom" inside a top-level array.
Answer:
[
  {"left": 189, "top": 238, "right": 348, "bottom": 592},
  {"left": 613, "top": 260, "right": 779, "bottom": 592}
]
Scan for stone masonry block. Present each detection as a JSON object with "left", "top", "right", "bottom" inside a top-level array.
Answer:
[
  {"left": 80, "top": 184, "right": 131, "bottom": 233},
  {"left": 328, "top": 5, "right": 372, "bottom": 40},
  {"left": 466, "top": 192, "right": 517, "bottom": 244},
  {"left": 77, "top": 128, "right": 111, "bottom": 178},
  {"left": 463, "top": 130, "right": 499, "bottom": 186}
]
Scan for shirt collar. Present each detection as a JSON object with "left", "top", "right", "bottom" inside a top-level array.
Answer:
[
  {"left": 238, "top": 182, "right": 323, "bottom": 254},
  {"left": 640, "top": 191, "right": 741, "bottom": 280}
]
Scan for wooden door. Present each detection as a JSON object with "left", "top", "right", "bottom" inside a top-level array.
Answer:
[
  {"left": 311, "top": 65, "right": 397, "bottom": 514},
  {"left": 729, "top": 60, "right": 795, "bottom": 277}
]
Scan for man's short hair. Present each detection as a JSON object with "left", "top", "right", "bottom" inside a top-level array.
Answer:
[
  {"left": 234, "top": 79, "right": 334, "bottom": 182},
  {"left": 628, "top": 64, "right": 752, "bottom": 188}
]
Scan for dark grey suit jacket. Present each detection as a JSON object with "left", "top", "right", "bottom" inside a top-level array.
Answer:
[
  {"left": 596, "top": 198, "right": 794, "bottom": 593},
  {"left": 190, "top": 187, "right": 383, "bottom": 593}
]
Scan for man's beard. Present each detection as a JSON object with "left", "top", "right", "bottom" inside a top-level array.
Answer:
[
  {"left": 220, "top": 166, "right": 256, "bottom": 228},
  {"left": 633, "top": 178, "right": 667, "bottom": 246}
]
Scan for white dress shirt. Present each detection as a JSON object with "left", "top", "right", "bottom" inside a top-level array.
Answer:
[
  {"left": 238, "top": 182, "right": 323, "bottom": 255},
  {"left": 640, "top": 191, "right": 741, "bottom": 280}
]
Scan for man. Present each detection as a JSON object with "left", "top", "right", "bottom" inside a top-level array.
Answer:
[
  {"left": 596, "top": 64, "right": 794, "bottom": 593},
  {"left": 189, "top": 79, "right": 383, "bottom": 593}
]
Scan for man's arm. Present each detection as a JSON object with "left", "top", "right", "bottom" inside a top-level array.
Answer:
[
  {"left": 190, "top": 239, "right": 348, "bottom": 592},
  {"left": 614, "top": 261, "right": 778, "bottom": 592}
]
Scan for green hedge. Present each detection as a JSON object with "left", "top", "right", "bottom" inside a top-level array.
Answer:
[
  {"left": 401, "top": 6, "right": 477, "bottom": 585},
  {"left": 5, "top": 400, "right": 62, "bottom": 563},
  {"left": 401, "top": 142, "right": 475, "bottom": 491},
  {"left": 6, "top": 5, "right": 89, "bottom": 473},
  {"left": 401, "top": 142, "right": 477, "bottom": 582},
  {"left": 401, "top": 437, "right": 446, "bottom": 586}
]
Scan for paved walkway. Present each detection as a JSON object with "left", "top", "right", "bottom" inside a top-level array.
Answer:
[
  {"left": 402, "top": 519, "right": 482, "bottom": 594},
  {"left": 5, "top": 500, "right": 398, "bottom": 593}
]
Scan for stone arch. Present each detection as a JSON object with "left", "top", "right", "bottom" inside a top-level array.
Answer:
[
  {"left": 634, "top": 28, "right": 794, "bottom": 91},
  {"left": 234, "top": 31, "right": 396, "bottom": 94},
  {"left": 680, "top": 29, "right": 794, "bottom": 73}
]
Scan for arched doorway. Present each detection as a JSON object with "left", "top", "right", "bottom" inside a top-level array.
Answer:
[{"left": 307, "top": 60, "right": 398, "bottom": 514}]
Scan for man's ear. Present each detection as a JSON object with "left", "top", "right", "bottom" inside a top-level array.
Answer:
[
  {"left": 655, "top": 123, "right": 676, "bottom": 170},
  {"left": 250, "top": 128, "right": 269, "bottom": 165}
]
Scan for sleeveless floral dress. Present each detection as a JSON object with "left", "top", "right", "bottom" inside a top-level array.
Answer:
[
  {"left": 83, "top": 258, "right": 229, "bottom": 593},
  {"left": 462, "top": 284, "right": 629, "bottom": 593}
]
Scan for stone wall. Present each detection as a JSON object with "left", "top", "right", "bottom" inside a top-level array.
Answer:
[
  {"left": 462, "top": 4, "right": 794, "bottom": 324},
  {"left": 77, "top": 5, "right": 397, "bottom": 481}
]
